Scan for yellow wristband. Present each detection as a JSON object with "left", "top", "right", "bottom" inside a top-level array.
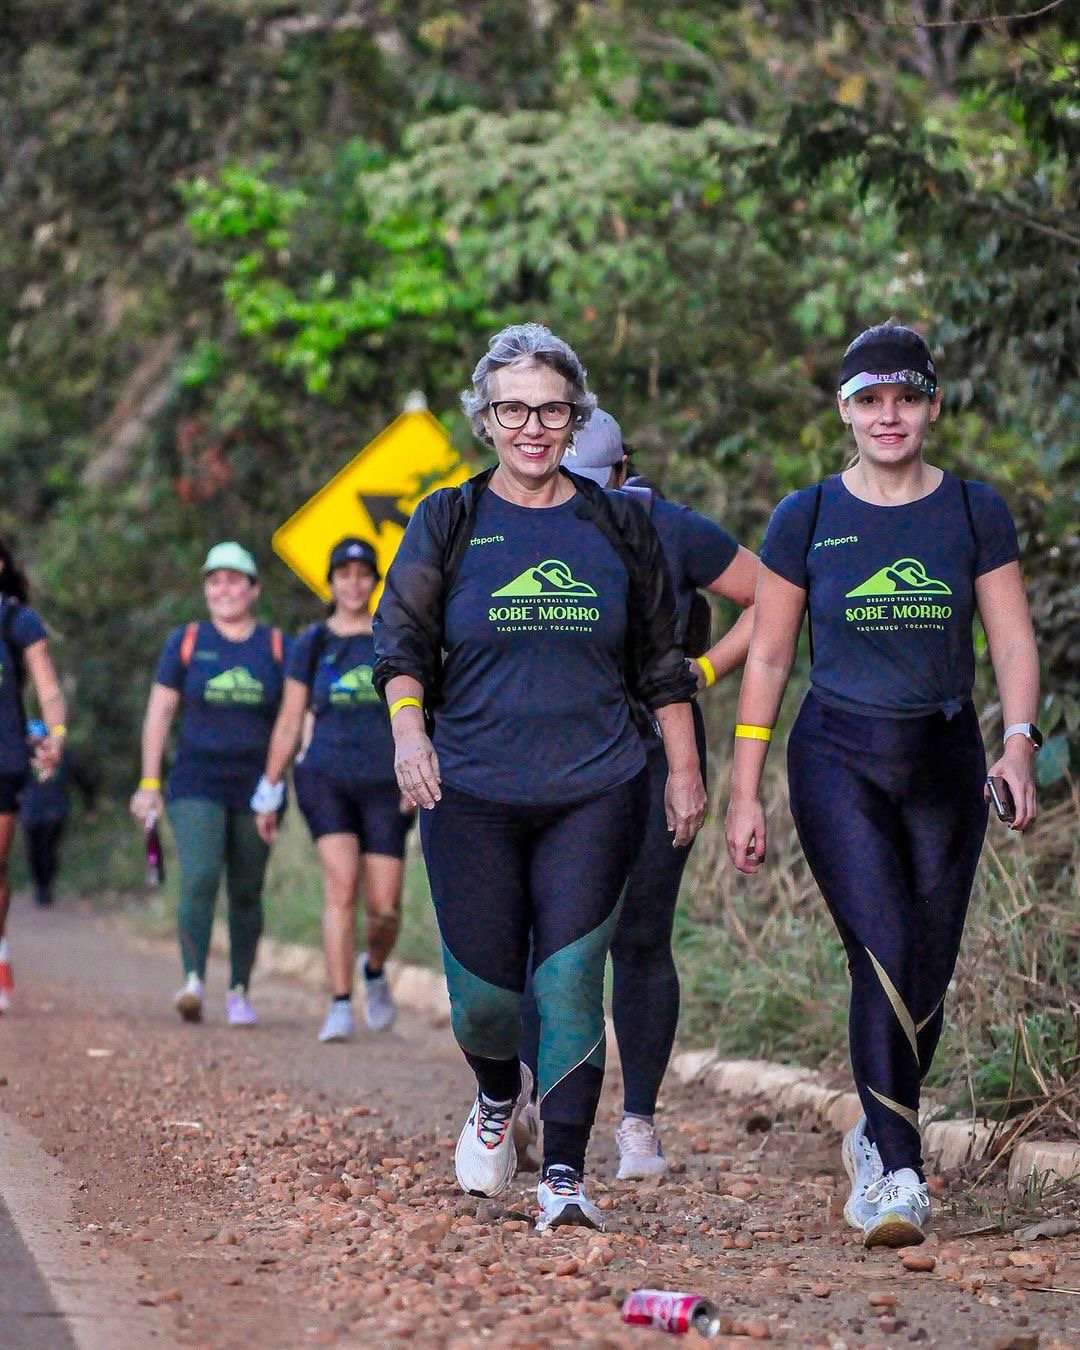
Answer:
[
  {"left": 694, "top": 656, "right": 717, "bottom": 688},
  {"left": 139, "top": 777, "right": 162, "bottom": 791},
  {"left": 389, "top": 697, "right": 423, "bottom": 720},
  {"left": 735, "top": 724, "right": 772, "bottom": 742},
  {"left": 49, "top": 724, "right": 67, "bottom": 739}
]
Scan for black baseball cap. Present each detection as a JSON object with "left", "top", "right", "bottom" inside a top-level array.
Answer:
[
  {"left": 838, "top": 327, "right": 937, "bottom": 401},
  {"left": 327, "top": 537, "right": 379, "bottom": 581}
]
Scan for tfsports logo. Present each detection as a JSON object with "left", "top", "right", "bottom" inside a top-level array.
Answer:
[{"left": 812, "top": 535, "right": 859, "bottom": 550}]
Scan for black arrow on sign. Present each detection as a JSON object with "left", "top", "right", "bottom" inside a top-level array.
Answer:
[{"left": 357, "top": 492, "right": 409, "bottom": 532}]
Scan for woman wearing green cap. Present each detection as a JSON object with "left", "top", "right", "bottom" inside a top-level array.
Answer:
[
  {"left": 253, "top": 537, "right": 415, "bottom": 1043},
  {"left": 130, "top": 542, "right": 289, "bottom": 1026}
]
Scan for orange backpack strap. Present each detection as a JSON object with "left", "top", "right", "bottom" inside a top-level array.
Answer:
[
  {"left": 271, "top": 627, "right": 283, "bottom": 665},
  {"left": 179, "top": 622, "right": 199, "bottom": 668}
]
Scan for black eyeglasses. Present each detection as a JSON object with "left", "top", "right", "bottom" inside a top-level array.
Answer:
[{"left": 489, "top": 400, "right": 577, "bottom": 431}]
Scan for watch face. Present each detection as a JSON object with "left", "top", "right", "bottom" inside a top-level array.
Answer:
[{"left": 1030, "top": 724, "right": 1044, "bottom": 750}]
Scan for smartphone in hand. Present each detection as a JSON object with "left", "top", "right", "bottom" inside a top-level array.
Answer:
[{"left": 987, "top": 776, "right": 1016, "bottom": 824}]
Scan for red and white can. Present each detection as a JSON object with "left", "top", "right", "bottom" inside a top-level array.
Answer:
[{"left": 621, "top": 1288, "right": 722, "bottom": 1337}]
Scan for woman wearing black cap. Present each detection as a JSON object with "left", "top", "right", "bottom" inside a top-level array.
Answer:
[
  {"left": 255, "top": 537, "right": 414, "bottom": 1042},
  {"left": 726, "top": 321, "right": 1040, "bottom": 1249}
]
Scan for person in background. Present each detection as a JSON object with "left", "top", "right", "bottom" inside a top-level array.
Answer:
[
  {"left": 254, "top": 537, "right": 415, "bottom": 1043},
  {"left": 130, "top": 543, "right": 288, "bottom": 1027},
  {"left": 726, "top": 322, "right": 1040, "bottom": 1248},
  {"left": 518, "top": 410, "right": 759, "bottom": 1180},
  {"left": 0, "top": 538, "right": 67, "bottom": 1013},
  {"left": 374, "top": 322, "right": 705, "bottom": 1232},
  {"left": 20, "top": 719, "right": 97, "bottom": 907}
]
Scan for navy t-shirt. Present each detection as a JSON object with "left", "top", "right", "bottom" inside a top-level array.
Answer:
[
  {"left": 761, "top": 472, "right": 1019, "bottom": 718},
  {"left": 287, "top": 627, "right": 396, "bottom": 786},
  {"left": 644, "top": 495, "right": 740, "bottom": 643},
  {"left": 431, "top": 491, "right": 646, "bottom": 805},
  {"left": 0, "top": 600, "right": 47, "bottom": 775},
  {"left": 155, "top": 622, "right": 288, "bottom": 807}
]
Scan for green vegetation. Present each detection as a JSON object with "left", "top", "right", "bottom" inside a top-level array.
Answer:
[{"left": 2, "top": 2, "right": 1077, "bottom": 1138}]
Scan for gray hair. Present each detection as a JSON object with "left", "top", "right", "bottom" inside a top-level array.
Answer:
[{"left": 461, "top": 323, "right": 597, "bottom": 444}]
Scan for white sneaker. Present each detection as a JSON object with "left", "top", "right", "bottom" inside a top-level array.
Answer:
[
  {"left": 513, "top": 1095, "right": 542, "bottom": 1172},
  {"left": 358, "top": 955, "right": 397, "bottom": 1032},
  {"left": 174, "top": 973, "right": 204, "bottom": 1023},
  {"left": 615, "top": 1115, "right": 667, "bottom": 1180},
  {"left": 862, "top": 1167, "right": 931, "bottom": 1248},
  {"left": 536, "top": 1166, "right": 605, "bottom": 1233},
  {"left": 454, "top": 1063, "right": 534, "bottom": 1197},
  {"left": 842, "top": 1115, "right": 883, "bottom": 1229},
  {"left": 318, "top": 1001, "right": 356, "bottom": 1043}
]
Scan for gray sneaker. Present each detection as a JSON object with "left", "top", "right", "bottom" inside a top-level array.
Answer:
[
  {"left": 535, "top": 1166, "right": 605, "bottom": 1233},
  {"left": 842, "top": 1115, "right": 883, "bottom": 1229},
  {"left": 358, "top": 955, "right": 397, "bottom": 1032},
  {"left": 615, "top": 1115, "right": 667, "bottom": 1180},
  {"left": 863, "top": 1167, "right": 931, "bottom": 1248},
  {"left": 318, "top": 1001, "right": 356, "bottom": 1043}
]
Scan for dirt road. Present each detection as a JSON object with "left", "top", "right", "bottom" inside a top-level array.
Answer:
[{"left": 1, "top": 895, "right": 1077, "bottom": 1348}]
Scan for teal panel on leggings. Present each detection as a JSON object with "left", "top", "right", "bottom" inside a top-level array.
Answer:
[
  {"left": 441, "top": 940, "right": 522, "bottom": 1061},
  {"left": 533, "top": 906, "right": 620, "bottom": 1098}
]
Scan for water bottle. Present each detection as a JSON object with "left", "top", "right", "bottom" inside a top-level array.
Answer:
[{"left": 145, "top": 812, "right": 165, "bottom": 887}]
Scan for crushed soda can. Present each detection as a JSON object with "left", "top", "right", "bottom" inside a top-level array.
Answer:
[{"left": 621, "top": 1289, "right": 722, "bottom": 1337}]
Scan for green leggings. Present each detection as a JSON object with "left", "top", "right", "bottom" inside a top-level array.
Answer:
[{"left": 169, "top": 798, "right": 270, "bottom": 991}]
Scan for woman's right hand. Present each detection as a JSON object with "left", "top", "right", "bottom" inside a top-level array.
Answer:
[
  {"left": 394, "top": 730, "right": 442, "bottom": 810},
  {"left": 129, "top": 786, "right": 163, "bottom": 825},
  {"left": 725, "top": 794, "right": 767, "bottom": 874}
]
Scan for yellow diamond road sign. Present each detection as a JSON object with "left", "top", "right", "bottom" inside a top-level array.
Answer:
[{"left": 273, "top": 409, "right": 469, "bottom": 603}]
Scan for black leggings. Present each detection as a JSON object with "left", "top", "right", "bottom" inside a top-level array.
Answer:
[
  {"left": 521, "top": 705, "right": 708, "bottom": 1117},
  {"left": 420, "top": 771, "right": 648, "bottom": 1173},
  {"left": 787, "top": 694, "right": 987, "bottom": 1177}
]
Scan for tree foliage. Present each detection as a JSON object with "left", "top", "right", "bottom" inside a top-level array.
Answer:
[{"left": 1, "top": 0, "right": 1076, "bottom": 784}]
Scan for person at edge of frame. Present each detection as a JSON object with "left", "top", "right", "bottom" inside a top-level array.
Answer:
[
  {"left": 725, "top": 321, "right": 1040, "bottom": 1250},
  {"left": 253, "top": 537, "right": 415, "bottom": 1043},
  {"left": 130, "top": 543, "right": 290, "bottom": 1028},
  {"left": 372, "top": 322, "right": 706, "bottom": 1234},
  {"left": 516, "top": 407, "right": 759, "bottom": 1181},
  {"left": 0, "top": 537, "right": 67, "bottom": 1014}
]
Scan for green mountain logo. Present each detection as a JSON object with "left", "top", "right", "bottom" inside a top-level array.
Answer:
[
  {"left": 331, "top": 665, "right": 374, "bottom": 694},
  {"left": 329, "top": 664, "right": 379, "bottom": 704},
  {"left": 491, "top": 559, "right": 598, "bottom": 600},
  {"left": 204, "top": 666, "right": 265, "bottom": 704},
  {"left": 846, "top": 558, "right": 951, "bottom": 599}
]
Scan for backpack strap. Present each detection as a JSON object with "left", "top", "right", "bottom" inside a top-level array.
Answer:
[
  {"left": 303, "top": 623, "right": 330, "bottom": 690},
  {"left": 621, "top": 482, "right": 655, "bottom": 513},
  {"left": 804, "top": 483, "right": 824, "bottom": 666},
  {"left": 958, "top": 477, "right": 978, "bottom": 559},
  {"left": 179, "top": 622, "right": 199, "bottom": 668},
  {"left": 271, "top": 626, "right": 284, "bottom": 665}
]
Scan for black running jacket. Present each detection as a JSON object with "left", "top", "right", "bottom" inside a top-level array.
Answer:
[{"left": 372, "top": 465, "right": 695, "bottom": 721}]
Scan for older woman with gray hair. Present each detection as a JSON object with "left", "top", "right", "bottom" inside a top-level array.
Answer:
[{"left": 374, "top": 322, "right": 704, "bottom": 1232}]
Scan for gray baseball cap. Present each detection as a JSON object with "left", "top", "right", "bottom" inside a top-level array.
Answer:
[{"left": 563, "top": 409, "right": 624, "bottom": 486}]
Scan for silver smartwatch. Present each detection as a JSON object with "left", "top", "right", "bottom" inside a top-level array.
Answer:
[{"left": 1003, "top": 722, "right": 1043, "bottom": 753}]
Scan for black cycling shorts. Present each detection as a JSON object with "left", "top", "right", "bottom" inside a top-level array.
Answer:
[
  {"left": 0, "top": 770, "right": 27, "bottom": 815},
  {"left": 294, "top": 763, "right": 415, "bottom": 858}
]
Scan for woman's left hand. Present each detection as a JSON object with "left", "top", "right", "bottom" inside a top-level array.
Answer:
[
  {"left": 665, "top": 767, "right": 707, "bottom": 847},
  {"left": 985, "top": 743, "right": 1038, "bottom": 833}
]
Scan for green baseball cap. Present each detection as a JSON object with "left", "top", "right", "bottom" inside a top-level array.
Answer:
[{"left": 202, "top": 541, "right": 258, "bottom": 580}]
